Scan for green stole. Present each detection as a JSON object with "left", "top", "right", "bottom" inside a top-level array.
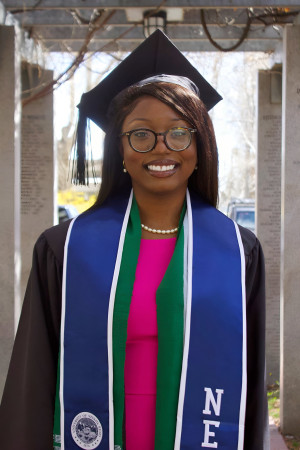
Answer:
[{"left": 113, "top": 197, "right": 185, "bottom": 449}]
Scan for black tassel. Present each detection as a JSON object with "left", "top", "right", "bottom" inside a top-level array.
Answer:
[
  {"left": 70, "top": 110, "right": 98, "bottom": 186},
  {"left": 77, "top": 111, "right": 87, "bottom": 185}
]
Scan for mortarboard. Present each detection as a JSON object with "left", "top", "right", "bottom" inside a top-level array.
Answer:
[{"left": 73, "top": 30, "right": 222, "bottom": 184}]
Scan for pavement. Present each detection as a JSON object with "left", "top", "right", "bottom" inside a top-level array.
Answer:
[{"left": 269, "top": 416, "right": 289, "bottom": 450}]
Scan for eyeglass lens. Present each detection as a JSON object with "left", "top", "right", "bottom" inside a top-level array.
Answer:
[{"left": 130, "top": 128, "right": 192, "bottom": 152}]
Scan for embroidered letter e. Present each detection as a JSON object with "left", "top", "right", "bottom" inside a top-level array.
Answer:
[{"left": 201, "top": 420, "right": 220, "bottom": 448}]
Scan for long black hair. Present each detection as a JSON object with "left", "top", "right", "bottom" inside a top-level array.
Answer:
[{"left": 95, "top": 82, "right": 219, "bottom": 207}]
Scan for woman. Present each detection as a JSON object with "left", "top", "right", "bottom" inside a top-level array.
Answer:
[{"left": 0, "top": 31, "right": 268, "bottom": 450}]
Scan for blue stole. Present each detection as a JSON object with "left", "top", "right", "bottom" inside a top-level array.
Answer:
[{"left": 60, "top": 190, "right": 246, "bottom": 450}]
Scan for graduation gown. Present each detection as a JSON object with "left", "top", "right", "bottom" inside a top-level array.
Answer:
[{"left": 0, "top": 215, "right": 268, "bottom": 450}]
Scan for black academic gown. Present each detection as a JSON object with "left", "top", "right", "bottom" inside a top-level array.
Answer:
[{"left": 0, "top": 219, "right": 268, "bottom": 450}]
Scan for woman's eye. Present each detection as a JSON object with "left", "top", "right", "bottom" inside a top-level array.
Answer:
[
  {"left": 171, "top": 128, "right": 188, "bottom": 137},
  {"left": 133, "top": 130, "right": 150, "bottom": 139}
]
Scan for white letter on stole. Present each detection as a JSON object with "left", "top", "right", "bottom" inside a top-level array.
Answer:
[
  {"left": 202, "top": 420, "right": 220, "bottom": 448},
  {"left": 201, "top": 388, "right": 224, "bottom": 448},
  {"left": 202, "top": 388, "right": 224, "bottom": 416}
]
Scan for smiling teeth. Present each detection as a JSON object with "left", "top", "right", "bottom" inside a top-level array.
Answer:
[{"left": 148, "top": 164, "right": 175, "bottom": 172}]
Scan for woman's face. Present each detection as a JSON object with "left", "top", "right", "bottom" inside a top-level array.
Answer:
[{"left": 121, "top": 96, "right": 197, "bottom": 199}]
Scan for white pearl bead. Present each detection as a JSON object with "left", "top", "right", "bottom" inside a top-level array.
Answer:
[{"left": 141, "top": 224, "right": 178, "bottom": 234}]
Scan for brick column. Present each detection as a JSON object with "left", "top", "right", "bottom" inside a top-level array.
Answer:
[
  {"left": 0, "top": 25, "right": 21, "bottom": 398},
  {"left": 21, "top": 63, "right": 54, "bottom": 300},
  {"left": 256, "top": 68, "right": 282, "bottom": 386},
  {"left": 280, "top": 24, "right": 300, "bottom": 435}
]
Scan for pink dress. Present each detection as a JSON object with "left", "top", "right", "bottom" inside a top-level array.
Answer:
[{"left": 124, "top": 238, "right": 176, "bottom": 450}]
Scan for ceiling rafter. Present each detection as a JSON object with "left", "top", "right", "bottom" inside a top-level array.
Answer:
[
  {"left": 2, "top": 1, "right": 298, "bottom": 107},
  {"left": 2, "top": 1, "right": 299, "bottom": 53}
]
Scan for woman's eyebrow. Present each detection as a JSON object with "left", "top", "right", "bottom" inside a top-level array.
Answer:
[{"left": 127, "top": 118, "right": 149, "bottom": 124}]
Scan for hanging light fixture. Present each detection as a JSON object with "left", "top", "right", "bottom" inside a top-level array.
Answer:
[{"left": 143, "top": 10, "right": 167, "bottom": 38}]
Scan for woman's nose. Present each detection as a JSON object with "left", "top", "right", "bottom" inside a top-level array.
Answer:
[{"left": 153, "top": 135, "right": 170, "bottom": 152}]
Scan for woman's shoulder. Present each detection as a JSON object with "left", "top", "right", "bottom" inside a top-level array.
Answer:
[
  {"left": 36, "top": 220, "right": 72, "bottom": 267},
  {"left": 238, "top": 225, "right": 257, "bottom": 254},
  {"left": 238, "top": 223, "right": 260, "bottom": 250}
]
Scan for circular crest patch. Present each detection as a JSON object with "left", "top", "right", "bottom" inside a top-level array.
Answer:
[{"left": 71, "top": 412, "right": 103, "bottom": 449}]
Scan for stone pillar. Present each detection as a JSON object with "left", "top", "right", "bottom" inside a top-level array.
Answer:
[
  {"left": 21, "top": 64, "right": 54, "bottom": 300},
  {"left": 256, "top": 68, "right": 282, "bottom": 386},
  {"left": 280, "top": 24, "right": 300, "bottom": 435},
  {"left": 0, "top": 26, "right": 21, "bottom": 398}
]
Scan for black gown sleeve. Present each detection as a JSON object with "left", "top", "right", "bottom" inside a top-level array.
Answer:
[
  {"left": 0, "top": 222, "right": 69, "bottom": 450},
  {"left": 239, "top": 225, "right": 269, "bottom": 450}
]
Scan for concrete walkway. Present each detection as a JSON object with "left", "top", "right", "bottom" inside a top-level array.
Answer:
[{"left": 270, "top": 417, "right": 288, "bottom": 450}]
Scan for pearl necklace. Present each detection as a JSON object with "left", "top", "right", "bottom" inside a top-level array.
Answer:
[{"left": 141, "top": 223, "right": 178, "bottom": 234}]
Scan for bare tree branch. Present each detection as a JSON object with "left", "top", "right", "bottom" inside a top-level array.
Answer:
[{"left": 22, "top": 0, "right": 167, "bottom": 107}]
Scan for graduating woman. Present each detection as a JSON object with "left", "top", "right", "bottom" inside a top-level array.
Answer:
[{"left": 0, "top": 31, "right": 268, "bottom": 450}]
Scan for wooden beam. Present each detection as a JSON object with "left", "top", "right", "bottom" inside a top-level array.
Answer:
[{"left": 3, "top": 0, "right": 300, "bottom": 10}]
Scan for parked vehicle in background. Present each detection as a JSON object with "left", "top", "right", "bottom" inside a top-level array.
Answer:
[
  {"left": 58, "top": 204, "right": 78, "bottom": 224},
  {"left": 227, "top": 198, "right": 255, "bottom": 233}
]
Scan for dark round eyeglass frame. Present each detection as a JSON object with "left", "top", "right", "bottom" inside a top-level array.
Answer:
[{"left": 119, "top": 127, "right": 197, "bottom": 153}]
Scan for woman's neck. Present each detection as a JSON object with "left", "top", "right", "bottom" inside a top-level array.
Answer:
[{"left": 133, "top": 189, "right": 186, "bottom": 239}]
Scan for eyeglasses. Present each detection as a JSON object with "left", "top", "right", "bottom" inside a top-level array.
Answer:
[{"left": 119, "top": 127, "right": 197, "bottom": 153}]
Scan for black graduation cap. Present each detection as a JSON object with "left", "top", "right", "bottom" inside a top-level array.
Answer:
[{"left": 72, "top": 30, "right": 222, "bottom": 184}]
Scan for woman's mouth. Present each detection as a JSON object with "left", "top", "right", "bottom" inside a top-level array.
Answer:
[
  {"left": 147, "top": 164, "right": 175, "bottom": 172},
  {"left": 144, "top": 160, "right": 179, "bottom": 176}
]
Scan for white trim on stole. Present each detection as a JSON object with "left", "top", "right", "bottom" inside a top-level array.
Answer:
[
  {"left": 107, "top": 191, "right": 133, "bottom": 450},
  {"left": 174, "top": 189, "right": 193, "bottom": 449},
  {"left": 234, "top": 222, "right": 247, "bottom": 450},
  {"left": 60, "top": 217, "right": 77, "bottom": 450}
]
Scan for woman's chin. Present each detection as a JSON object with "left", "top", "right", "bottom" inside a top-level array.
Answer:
[{"left": 132, "top": 180, "right": 187, "bottom": 198}]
